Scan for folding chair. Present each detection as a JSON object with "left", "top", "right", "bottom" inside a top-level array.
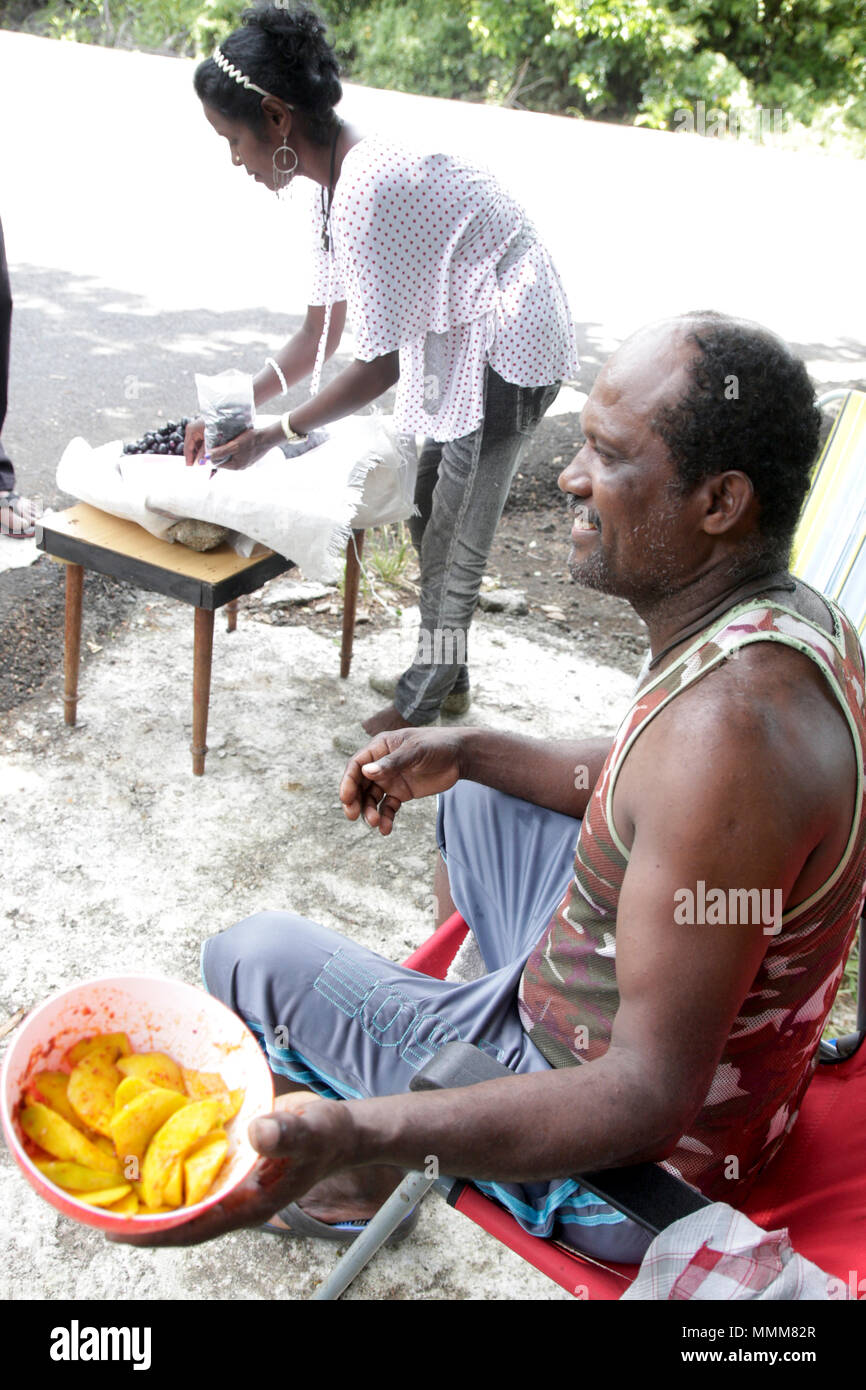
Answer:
[
  {"left": 311, "top": 391, "right": 866, "bottom": 1300},
  {"left": 791, "top": 389, "right": 866, "bottom": 635},
  {"left": 310, "top": 904, "right": 865, "bottom": 1301}
]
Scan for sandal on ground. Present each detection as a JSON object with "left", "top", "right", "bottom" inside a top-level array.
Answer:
[
  {"left": 368, "top": 672, "right": 472, "bottom": 716},
  {"left": 0, "top": 491, "right": 39, "bottom": 540},
  {"left": 262, "top": 1201, "right": 421, "bottom": 1246}
]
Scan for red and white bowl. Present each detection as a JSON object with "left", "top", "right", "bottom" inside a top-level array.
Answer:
[{"left": 0, "top": 975, "right": 274, "bottom": 1235}]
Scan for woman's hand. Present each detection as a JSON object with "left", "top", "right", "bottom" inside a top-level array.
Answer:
[
  {"left": 339, "top": 727, "right": 465, "bottom": 835},
  {"left": 183, "top": 417, "right": 206, "bottom": 466},
  {"left": 208, "top": 425, "right": 282, "bottom": 472}
]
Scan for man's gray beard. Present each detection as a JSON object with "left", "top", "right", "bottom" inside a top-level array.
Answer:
[
  {"left": 567, "top": 547, "right": 613, "bottom": 593},
  {"left": 567, "top": 523, "right": 683, "bottom": 606}
]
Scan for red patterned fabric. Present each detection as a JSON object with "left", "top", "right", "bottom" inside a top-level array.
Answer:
[{"left": 519, "top": 586, "right": 866, "bottom": 1200}]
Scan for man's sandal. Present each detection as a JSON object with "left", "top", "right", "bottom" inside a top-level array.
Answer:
[
  {"left": 262, "top": 1201, "right": 421, "bottom": 1245},
  {"left": 0, "top": 491, "right": 39, "bottom": 539}
]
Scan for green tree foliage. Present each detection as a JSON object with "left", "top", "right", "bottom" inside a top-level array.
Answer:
[
  {"left": 671, "top": 0, "right": 866, "bottom": 127},
  {"left": 2, "top": 0, "right": 864, "bottom": 143},
  {"left": 328, "top": 0, "right": 498, "bottom": 102}
]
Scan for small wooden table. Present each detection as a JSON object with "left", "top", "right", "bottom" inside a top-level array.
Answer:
[{"left": 38, "top": 504, "right": 365, "bottom": 775}]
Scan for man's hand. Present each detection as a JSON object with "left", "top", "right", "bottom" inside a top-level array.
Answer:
[
  {"left": 339, "top": 727, "right": 465, "bottom": 834},
  {"left": 107, "top": 1093, "right": 353, "bottom": 1248}
]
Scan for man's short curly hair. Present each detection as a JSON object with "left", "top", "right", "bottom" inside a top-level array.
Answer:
[{"left": 654, "top": 313, "right": 821, "bottom": 566}]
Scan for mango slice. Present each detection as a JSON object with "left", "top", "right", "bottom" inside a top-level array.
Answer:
[
  {"left": 109, "top": 1087, "right": 190, "bottom": 1169},
  {"left": 34, "top": 1160, "right": 123, "bottom": 1193},
  {"left": 184, "top": 1131, "right": 229, "bottom": 1207},
  {"left": 117, "top": 1053, "right": 185, "bottom": 1093},
  {"left": 25, "top": 1072, "right": 83, "bottom": 1130},
  {"left": 67, "top": 1044, "right": 123, "bottom": 1137},
  {"left": 108, "top": 1192, "right": 140, "bottom": 1215},
  {"left": 221, "top": 1089, "right": 244, "bottom": 1123},
  {"left": 113, "top": 1076, "right": 156, "bottom": 1113},
  {"left": 140, "top": 1100, "right": 221, "bottom": 1210},
  {"left": 182, "top": 1069, "right": 244, "bottom": 1123},
  {"left": 20, "top": 1103, "right": 122, "bottom": 1176},
  {"left": 163, "top": 1158, "right": 184, "bottom": 1208},
  {"left": 70, "top": 1184, "right": 133, "bottom": 1208},
  {"left": 182, "top": 1068, "right": 228, "bottom": 1101},
  {"left": 64, "top": 1034, "right": 131, "bottom": 1067}
]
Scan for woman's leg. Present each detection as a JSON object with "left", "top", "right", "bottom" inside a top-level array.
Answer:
[{"left": 391, "top": 369, "right": 559, "bottom": 726}]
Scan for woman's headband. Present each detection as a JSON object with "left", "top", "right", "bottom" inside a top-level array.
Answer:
[{"left": 212, "top": 46, "right": 293, "bottom": 107}]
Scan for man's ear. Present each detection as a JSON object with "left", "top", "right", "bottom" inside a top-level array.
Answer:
[{"left": 700, "top": 471, "right": 756, "bottom": 536}]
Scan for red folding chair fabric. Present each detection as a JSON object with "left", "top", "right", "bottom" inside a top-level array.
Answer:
[
  {"left": 742, "top": 1042, "right": 866, "bottom": 1292},
  {"left": 405, "top": 911, "right": 866, "bottom": 1299}
]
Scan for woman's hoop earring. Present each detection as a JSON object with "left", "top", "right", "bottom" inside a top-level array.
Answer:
[{"left": 273, "top": 141, "right": 298, "bottom": 198}]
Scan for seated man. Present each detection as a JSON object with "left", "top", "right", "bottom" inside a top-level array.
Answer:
[{"left": 122, "top": 312, "right": 866, "bottom": 1259}]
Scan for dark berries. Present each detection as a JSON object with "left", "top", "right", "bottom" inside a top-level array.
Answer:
[{"left": 123, "top": 418, "right": 191, "bottom": 456}]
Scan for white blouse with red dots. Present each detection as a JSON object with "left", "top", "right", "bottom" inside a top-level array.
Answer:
[{"left": 301, "top": 135, "right": 578, "bottom": 443}]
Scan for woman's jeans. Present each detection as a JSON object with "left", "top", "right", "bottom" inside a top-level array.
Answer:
[{"left": 394, "top": 367, "right": 560, "bottom": 725}]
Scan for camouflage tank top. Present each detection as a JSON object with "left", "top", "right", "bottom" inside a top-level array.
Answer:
[{"left": 518, "top": 584, "right": 866, "bottom": 1198}]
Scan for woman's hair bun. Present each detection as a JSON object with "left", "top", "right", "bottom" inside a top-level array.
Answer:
[
  {"left": 241, "top": 3, "right": 342, "bottom": 114},
  {"left": 195, "top": 3, "right": 342, "bottom": 144}
]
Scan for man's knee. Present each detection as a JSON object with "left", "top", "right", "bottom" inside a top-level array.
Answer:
[{"left": 201, "top": 909, "right": 311, "bottom": 1000}]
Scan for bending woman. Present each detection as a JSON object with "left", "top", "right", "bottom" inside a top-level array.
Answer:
[{"left": 188, "top": 3, "right": 578, "bottom": 738}]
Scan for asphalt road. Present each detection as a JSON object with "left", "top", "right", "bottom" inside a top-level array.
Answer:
[{"left": 1, "top": 28, "right": 865, "bottom": 509}]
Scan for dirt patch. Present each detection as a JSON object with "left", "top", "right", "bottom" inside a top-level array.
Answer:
[{"left": 0, "top": 561, "right": 138, "bottom": 715}]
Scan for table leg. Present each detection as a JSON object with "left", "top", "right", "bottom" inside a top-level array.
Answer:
[
  {"left": 64, "top": 563, "right": 84, "bottom": 726},
  {"left": 226, "top": 598, "right": 239, "bottom": 633},
  {"left": 191, "top": 607, "right": 215, "bottom": 776},
  {"left": 340, "top": 529, "right": 365, "bottom": 679}
]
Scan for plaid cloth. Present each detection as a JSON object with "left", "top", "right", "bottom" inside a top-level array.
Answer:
[{"left": 622, "top": 1203, "right": 851, "bottom": 1300}]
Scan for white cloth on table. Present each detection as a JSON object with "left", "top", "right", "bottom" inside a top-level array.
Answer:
[{"left": 54, "top": 414, "right": 417, "bottom": 583}]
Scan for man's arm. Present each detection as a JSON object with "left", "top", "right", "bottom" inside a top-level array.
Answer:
[
  {"left": 120, "top": 664, "right": 836, "bottom": 1247},
  {"left": 339, "top": 727, "right": 614, "bottom": 832},
  {"left": 337, "top": 677, "right": 818, "bottom": 1179}
]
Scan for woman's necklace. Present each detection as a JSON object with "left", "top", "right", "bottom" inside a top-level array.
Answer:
[{"left": 320, "top": 119, "right": 341, "bottom": 251}]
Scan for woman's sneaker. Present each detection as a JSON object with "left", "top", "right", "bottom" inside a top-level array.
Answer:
[{"left": 367, "top": 672, "right": 472, "bottom": 716}]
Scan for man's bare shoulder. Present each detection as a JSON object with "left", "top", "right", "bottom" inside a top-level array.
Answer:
[
  {"left": 649, "top": 635, "right": 844, "bottom": 746},
  {"left": 635, "top": 577, "right": 851, "bottom": 758},
  {"left": 614, "top": 630, "right": 857, "bottom": 886}
]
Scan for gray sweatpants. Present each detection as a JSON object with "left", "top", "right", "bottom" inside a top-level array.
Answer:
[{"left": 202, "top": 781, "right": 652, "bottom": 1262}]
